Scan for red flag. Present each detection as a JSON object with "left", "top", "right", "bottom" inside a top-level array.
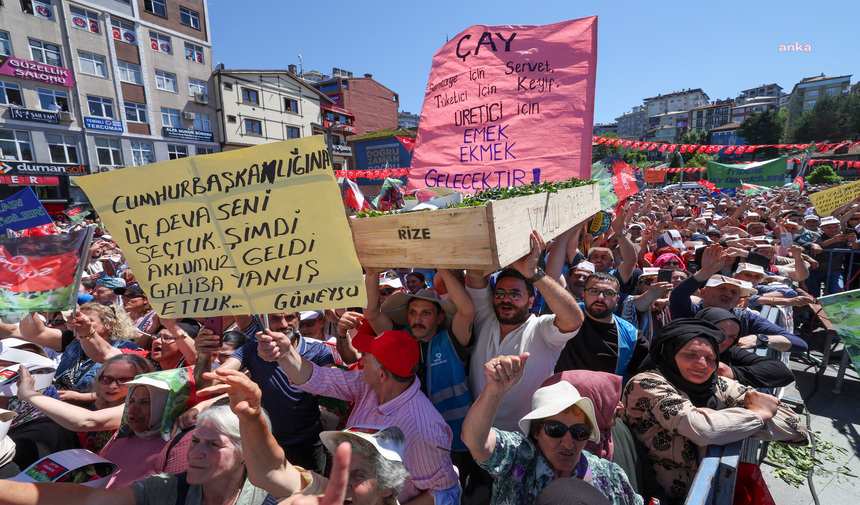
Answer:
[
  {"left": 697, "top": 145, "right": 707, "bottom": 153},
  {"left": 395, "top": 136, "right": 416, "bottom": 152},
  {"left": 668, "top": 144, "right": 678, "bottom": 152},
  {"left": 724, "top": 146, "right": 736, "bottom": 154},
  {"left": 648, "top": 143, "right": 658, "bottom": 151},
  {"left": 622, "top": 140, "right": 633, "bottom": 148},
  {"left": 746, "top": 145, "right": 758, "bottom": 152},
  {"left": 0, "top": 251, "right": 79, "bottom": 292},
  {"left": 596, "top": 137, "right": 606, "bottom": 144},
  {"left": 630, "top": 142, "right": 642, "bottom": 150},
  {"left": 734, "top": 146, "right": 747, "bottom": 154},
  {"left": 21, "top": 223, "right": 59, "bottom": 236},
  {"left": 658, "top": 144, "right": 668, "bottom": 152},
  {"left": 679, "top": 145, "right": 688, "bottom": 153},
  {"left": 609, "top": 158, "right": 640, "bottom": 201},
  {"left": 698, "top": 179, "right": 716, "bottom": 191},
  {"left": 341, "top": 178, "right": 373, "bottom": 212}
]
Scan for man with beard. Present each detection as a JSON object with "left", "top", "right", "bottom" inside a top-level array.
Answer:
[
  {"left": 554, "top": 272, "right": 650, "bottom": 381},
  {"left": 194, "top": 312, "right": 335, "bottom": 474},
  {"left": 465, "top": 231, "right": 584, "bottom": 432}
]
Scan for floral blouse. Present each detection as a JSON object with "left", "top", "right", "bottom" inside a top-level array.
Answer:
[
  {"left": 621, "top": 371, "right": 807, "bottom": 502},
  {"left": 476, "top": 428, "right": 643, "bottom": 505}
]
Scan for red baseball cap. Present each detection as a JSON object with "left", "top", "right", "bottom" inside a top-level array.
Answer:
[{"left": 352, "top": 330, "right": 419, "bottom": 378}]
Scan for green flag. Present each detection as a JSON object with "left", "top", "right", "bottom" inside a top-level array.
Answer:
[{"left": 705, "top": 157, "right": 787, "bottom": 188}]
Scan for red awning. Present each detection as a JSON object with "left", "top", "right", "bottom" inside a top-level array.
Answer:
[{"left": 321, "top": 102, "right": 354, "bottom": 117}]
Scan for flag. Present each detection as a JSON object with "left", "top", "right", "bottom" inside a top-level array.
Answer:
[
  {"left": 341, "top": 178, "right": 374, "bottom": 213},
  {"left": 372, "top": 177, "right": 406, "bottom": 212},
  {"left": 697, "top": 179, "right": 716, "bottom": 191},
  {"left": 742, "top": 183, "right": 769, "bottom": 196},
  {"left": 793, "top": 176, "right": 805, "bottom": 193},
  {"left": 21, "top": 223, "right": 59, "bottom": 237},
  {"left": 591, "top": 154, "right": 647, "bottom": 210},
  {"left": 0, "top": 187, "right": 54, "bottom": 235},
  {"left": 0, "top": 228, "right": 91, "bottom": 315},
  {"left": 395, "top": 136, "right": 416, "bottom": 152}
]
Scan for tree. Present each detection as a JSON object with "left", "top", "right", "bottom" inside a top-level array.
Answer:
[
  {"left": 786, "top": 94, "right": 860, "bottom": 143},
  {"left": 592, "top": 133, "right": 623, "bottom": 163},
  {"left": 737, "top": 109, "right": 784, "bottom": 161},
  {"left": 679, "top": 130, "right": 708, "bottom": 146},
  {"left": 806, "top": 165, "right": 842, "bottom": 184}
]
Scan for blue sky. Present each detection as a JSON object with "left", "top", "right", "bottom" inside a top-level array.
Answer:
[{"left": 209, "top": 0, "right": 855, "bottom": 124}]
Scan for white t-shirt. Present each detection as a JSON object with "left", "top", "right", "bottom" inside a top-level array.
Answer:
[{"left": 466, "top": 285, "right": 579, "bottom": 432}]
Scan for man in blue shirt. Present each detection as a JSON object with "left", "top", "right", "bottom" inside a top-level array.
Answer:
[{"left": 196, "top": 312, "right": 334, "bottom": 474}]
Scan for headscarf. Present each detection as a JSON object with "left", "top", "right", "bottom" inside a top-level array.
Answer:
[
  {"left": 694, "top": 307, "right": 741, "bottom": 353},
  {"left": 650, "top": 318, "right": 726, "bottom": 409},
  {"left": 119, "top": 384, "right": 168, "bottom": 440},
  {"left": 653, "top": 252, "right": 686, "bottom": 271},
  {"left": 542, "top": 371, "right": 622, "bottom": 460}
]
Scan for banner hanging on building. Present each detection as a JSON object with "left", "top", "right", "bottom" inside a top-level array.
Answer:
[
  {"left": 0, "top": 187, "right": 53, "bottom": 235},
  {"left": 705, "top": 157, "right": 787, "bottom": 188},
  {"left": 0, "top": 228, "right": 90, "bottom": 315},
  {"left": 408, "top": 16, "right": 597, "bottom": 193},
  {"left": 75, "top": 136, "right": 366, "bottom": 318}
]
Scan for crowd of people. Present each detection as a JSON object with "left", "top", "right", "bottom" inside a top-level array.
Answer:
[{"left": 3, "top": 181, "right": 858, "bottom": 504}]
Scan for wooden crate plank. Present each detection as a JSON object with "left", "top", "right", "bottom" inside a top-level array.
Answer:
[
  {"left": 349, "top": 206, "right": 494, "bottom": 269},
  {"left": 489, "top": 184, "right": 601, "bottom": 267}
]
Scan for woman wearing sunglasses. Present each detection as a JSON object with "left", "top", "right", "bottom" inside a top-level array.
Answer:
[
  {"left": 14, "top": 354, "right": 153, "bottom": 453},
  {"left": 462, "top": 354, "right": 642, "bottom": 505}
]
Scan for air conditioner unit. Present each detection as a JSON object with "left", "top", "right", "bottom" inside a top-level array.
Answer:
[
  {"left": 58, "top": 111, "right": 74, "bottom": 121},
  {"left": 194, "top": 92, "right": 208, "bottom": 104},
  {"left": 183, "top": 112, "right": 195, "bottom": 120}
]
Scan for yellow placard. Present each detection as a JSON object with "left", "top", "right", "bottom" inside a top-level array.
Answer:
[
  {"left": 808, "top": 179, "right": 860, "bottom": 217},
  {"left": 75, "top": 136, "right": 366, "bottom": 318}
]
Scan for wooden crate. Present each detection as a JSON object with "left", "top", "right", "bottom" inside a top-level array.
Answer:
[{"left": 349, "top": 184, "right": 600, "bottom": 269}]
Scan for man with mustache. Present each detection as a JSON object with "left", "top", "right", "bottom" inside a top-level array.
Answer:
[
  {"left": 465, "top": 231, "right": 584, "bottom": 432},
  {"left": 554, "top": 272, "right": 650, "bottom": 381}
]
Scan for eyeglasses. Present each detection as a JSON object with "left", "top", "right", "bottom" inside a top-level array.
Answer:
[
  {"left": 584, "top": 288, "right": 618, "bottom": 298},
  {"left": 153, "top": 333, "right": 177, "bottom": 342},
  {"left": 123, "top": 293, "right": 145, "bottom": 299},
  {"left": 493, "top": 288, "right": 524, "bottom": 301},
  {"left": 97, "top": 375, "right": 135, "bottom": 386},
  {"left": 299, "top": 319, "right": 319, "bottom": 328},
  {"left": 662, "top": 261, "right": 681, "bottom": 267},
  {"left": 46, "top": 319, "right": 67, "bottom": 327},
  {"left": 379, "top": 288, "right": 396, "bottom": 296},
  {"left": 540, "top": 420, "right": 592, "bottom": 441}
]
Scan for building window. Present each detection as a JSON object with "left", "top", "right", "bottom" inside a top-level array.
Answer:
[
  {"left": 131, "top": 141, "right": 155, "bottom": 166},
  {"left": 22, "top": 0, "right": 55, "bottom": 20},
  {"left": 155, "top": 70, "right": 178, "bottom": 92},
  {"left": 0, "top": 81, "right": 23, "bottom": 106},
  {"left": 180, "top": 7, "right": 200, "bottom": 29},
  {"left": 0, "top": 31, "right": 13, "bottom": 57},
  {"left": 143, "top": 0, "right": 167, "bottom": 17},
  {"left": 722, "top": 107, "right": 728, "bottom": 114},
  {"left": 161, "top": 107, "right": 181, "bottom": 128},
  {"left": 149, "top": 31, "right": 172, "bottom": 53},
  {"left": 69, "top": 6, "right": 100, "bottom": 34},
  {"left": 124, "top": 102, "right": 148, "bottom": 123},
  {"left": 37, "top": 88, "right": 69, "bottom": 111},
  {"left": 192, "top": 113, "right": 210, "bottom": 131},
  {"left": 242, "top": 88, "right": 259, "bottom": 105},
  {"left": 168, "top": 144, "right": 188, "bottom": 159},
  {"left": 197, "top": 147, "right": 215, "bottom": 156},
  {"left": 29, "top": 39, "right": 62, "bottom": 67},
  {"left": 807, "top": 89, "right": 819, "bottom": 97},
  {"left": 185, "top": 42, "right": 203, "bottom": 63},
  {"left": 226, "top": 115, "right": 236, "bottom": 123},
  {"left": 286, "top": 126, "right": 300, "bottom": 139},
  {"left": 188, "top": 78, "right": 207, "bottom": 96},
  {"left": 95, "top": 137, "right": 122, "bottom": 166},
  {"left": 807, "top": 100, "right": 817, "bottom": 107},
  {"left": 78, "top": 51, "right": 108, "bottom": 77},
  {"left": 826, "top": 87, "right": 838, "bottom": 94},
  {"left": 87, "top": 96, "right": 114, "bottom": 118},
  {"left": 0, "top": 129, "right": 34, "bottom": 161},
  {"left": 696, "top": 119, "right": 702, "bottom": 127},
  {"left": 111, "top": 19, "right": 137, "bottom": 45},
  {"left": 284, "top": 98, "right": 298, "bottom": 112},
  {"left": 117, "top": 61, "right": 143, "bottom": 85},
  {"left": 245, "top": 119, "right": 262, "bottom": 135},
  {"left": 46, "top": 134, "right": 79, "bottom": 163}
]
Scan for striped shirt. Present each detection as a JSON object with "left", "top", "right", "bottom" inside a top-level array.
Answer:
[{"left": 298, "top": 364, "right": 459, "bottom": 502}]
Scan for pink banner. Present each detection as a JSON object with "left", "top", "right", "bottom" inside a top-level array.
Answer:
[
  {"left": 0, "top": 57, "right": 73, "bottom": 87},
  {"left": 408, "top": 17, "right": 597, "bottom": 193}
]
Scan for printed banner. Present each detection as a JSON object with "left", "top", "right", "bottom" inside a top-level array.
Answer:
[
  {"left": 643, "top": 168, "right": 666, "bottom": 183},
  {"left": 817, "top": 289, "right": 860, "bottom": 377},
  {"left": 591, "top": 154, "right": 646, "bottom": 210},
  {"left": 808, "top": 179, "right": 860, "bottom": 217},
  {"left": 0, "top": 187, "right": 53, "bottom": 234},
  {"left": 0, "top": 56, "right": 73, "bottom": 87},
  {"left": 705, "top": 157, "right": 788, "bottom": 188},
  {"left": 408, "top": 16, "right": 597, "bottom": 193},
  {"left": 0, "top": 228, "right": 90, "bottom": 315},
  {"left": 75, "top": 136, "right": 366, "bottom": 318}
]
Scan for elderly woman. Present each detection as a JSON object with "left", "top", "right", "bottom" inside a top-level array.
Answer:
[
  {"left": 462, "top": 354, "right": 642, "bottom": 505},
  {"left": 621, "top": 318, "right": 807, "bottom": 504},
  {"left": 0, "top": 403, "right": 274, "bottom": 505},
  {"left": 15, "top": 354, "right": 154, "bottom": 453}
]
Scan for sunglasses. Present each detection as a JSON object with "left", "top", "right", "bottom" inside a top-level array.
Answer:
[
  {"left": 299, "top": 319, "right": 319, "bottom": 328},
  {"left": 123, "top": 293, "right": 145, "bottom": 299},
  {"left": 540, "top": 420, "right": 592, "bottom": 441},
  {"left": 639, "top": 277, "right": 654, "bottom": 285},
  {"left": 46, "top": 319, "right": 67, "bottom": 327},
  {"left": 379, "top": 287, "right": 396, "bottom": 296},
  {"left": 662, "top": 261, "right": 681, "bottom": 267},
  {"left": 97, "top": 375, "right": 135, "bottom": 386},
  {"left": 493, "top": 288, "right": 524, "bottom": 301}
]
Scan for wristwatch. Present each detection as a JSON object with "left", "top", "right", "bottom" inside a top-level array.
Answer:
[
  {"left": 756, "top": 334, "right": 770, "bottom": 347},
  {"left": 528, "top": 268, "right": 547, "bottom": 284}
]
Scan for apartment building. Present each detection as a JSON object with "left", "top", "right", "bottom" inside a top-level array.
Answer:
[
  {"left": 615, "top": 105, "right": 647, "bottom": 139},
  {"left": 689, "top": 99, "right": 734, "bottom": 134},
  {"left": 785, "top": 74, "right": 852, "bottom": 132},
  {"left": 0, "top": 0, "right": 219, "bottom": 209},
  {"left": 642, "top": 88, "right": 709, "bottom": 118}
]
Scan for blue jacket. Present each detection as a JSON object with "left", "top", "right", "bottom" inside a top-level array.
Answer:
[
  {"left": 577, "top": 302, "right": 639, "bottom": 380},
  {"left": 420, "top": 329, "right": 471, "bottom": 452}
]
